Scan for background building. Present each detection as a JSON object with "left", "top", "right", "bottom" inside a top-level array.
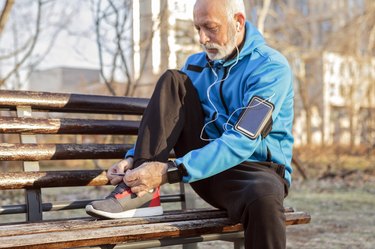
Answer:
[{"left": 255, "top": 0, "right": 375, "bottom": 146}]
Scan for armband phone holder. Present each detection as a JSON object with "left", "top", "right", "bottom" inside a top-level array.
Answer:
[{"left": 234, "top": 96, "right": 274, "bottom": 139}]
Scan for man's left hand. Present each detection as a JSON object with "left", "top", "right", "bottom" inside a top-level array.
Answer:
[{"left": 124, "top": 161, "right": 168, "bottom": 197}]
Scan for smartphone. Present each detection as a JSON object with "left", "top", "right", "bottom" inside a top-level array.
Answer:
[{"left": 234, "top": 96, "right": 274, "bottom": 139}]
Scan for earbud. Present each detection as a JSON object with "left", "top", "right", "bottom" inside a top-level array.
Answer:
[{"left": 236, "top": 22, "right": 240, "bottom": 31}]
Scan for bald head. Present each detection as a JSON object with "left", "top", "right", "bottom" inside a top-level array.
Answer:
[
  {"left": 194, "top": 0, "right": 246, "bottom": 20},
  {"left": 193, "top": 0, "right": 246, "bottom": 60}
]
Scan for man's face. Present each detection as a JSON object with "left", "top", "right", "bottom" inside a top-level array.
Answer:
[{"left": 193, "top": 0, "right": 238, "bottom": 61}]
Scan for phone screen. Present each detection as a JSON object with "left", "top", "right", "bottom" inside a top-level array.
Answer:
[{"left": 235, "top": 97, "right": 274, "bottom": 139}]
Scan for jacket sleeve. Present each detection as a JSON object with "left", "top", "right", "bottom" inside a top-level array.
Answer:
[
  {"left": 125, "top": 147, "right": 135, "bottom": 158},
  {"left": 175, "top": 60, "right": 293, "bottom": 183}
]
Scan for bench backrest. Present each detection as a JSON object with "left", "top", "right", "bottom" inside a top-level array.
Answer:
[{"left": 0, "top": 90, "right": 186, "bottom": 223}]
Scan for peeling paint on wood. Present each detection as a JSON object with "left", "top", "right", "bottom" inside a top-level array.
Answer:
[
  {"left": 0, "top": 143, "right": 133, "bottom": 161},
  {"left": 0, "top": 117, "right": 140, "bottom": 134},
  {"left": 0, "top": 90, "right": 149, "bottom": 114}
]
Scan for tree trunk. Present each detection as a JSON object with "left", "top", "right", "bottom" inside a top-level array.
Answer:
[{"left": 0, "top": 0, "right": 15, "bottom": 36}]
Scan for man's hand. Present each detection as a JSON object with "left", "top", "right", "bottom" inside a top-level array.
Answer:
[
  {"left": 107, "top": 158, "right": 134, "bottom": 185},
  {"left": 124, "top": 161, "right": 168, "bottom": 197}
]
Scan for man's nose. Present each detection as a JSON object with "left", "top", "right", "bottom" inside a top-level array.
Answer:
[{"left": 199, "top": 29, "right": 210, "bottom": 44}]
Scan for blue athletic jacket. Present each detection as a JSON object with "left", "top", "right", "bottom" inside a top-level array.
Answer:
[{"left": 128, "top": 21, "right": 294, "bottom": 185}]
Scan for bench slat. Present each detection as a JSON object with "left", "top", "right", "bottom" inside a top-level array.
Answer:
[
  {"left": 0, "top": 210, "right": 310, "bottom": 249},
  {"left": 0, "top": 218, "right": 241, "bottom": 249},
  {"left": 0, "top": 90, "right": 148, "bottom": 114},
  {"left": 0, "top": 117, "right": 140, "bottom": 135},
  {"left": 0, "top": 143, "right": 132, "bottom": 161},
  {"left": 0, "top": 209, "right": 310, "bottom": 238},
  {"left": 0, "top": 210, "right": 227, "bottom": 237},
  {"left": 0, "top": 170, "right": 108, "bottom": 189}
]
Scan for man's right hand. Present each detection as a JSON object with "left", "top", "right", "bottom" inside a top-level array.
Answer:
[{"left": 107, "top": 157, "right": 134, "bottom": 185}]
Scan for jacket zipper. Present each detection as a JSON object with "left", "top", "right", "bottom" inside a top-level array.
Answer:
[
  {"left": 209, "top": 66, "right": 229, "bottom": 135},
  {"left": 219, "top": 67, "right": 229, "bottom": 115}
]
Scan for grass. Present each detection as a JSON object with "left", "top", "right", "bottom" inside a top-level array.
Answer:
[{"left": 285, "top": 178, "right": 375, "bottom": 249}]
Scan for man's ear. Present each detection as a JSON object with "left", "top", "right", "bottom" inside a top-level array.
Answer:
[{"left": 235, "top": 13, "right": 246, "bottom": 32}]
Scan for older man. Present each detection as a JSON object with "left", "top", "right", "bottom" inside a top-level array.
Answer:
[{"left": 86, "top": 0, "right": 294, "bottom": 248}]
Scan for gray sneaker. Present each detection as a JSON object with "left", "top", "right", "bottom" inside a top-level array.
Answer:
[{"left": 85, "top": 182, "right": 163, "bottom": 219}]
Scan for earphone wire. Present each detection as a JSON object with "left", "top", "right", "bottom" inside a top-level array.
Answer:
[{"left": 200, "top": 45, "right": 240, "bottom": 142}]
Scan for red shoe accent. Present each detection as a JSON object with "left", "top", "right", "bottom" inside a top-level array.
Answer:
[
  {"left": 114, "top": 188, "right": 132, "bottom": 199},
  {"left": 149, "top": 188, "right": 161, "bottom": 207}
]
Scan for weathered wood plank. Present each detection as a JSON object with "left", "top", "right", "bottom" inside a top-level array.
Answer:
[
  {"left": 0, "top": 170, "right": 109, "bottom": 189},
  {"left": 0, "top": 90, "right": 149, "bottom": 114},
  {"left": 0, "top": 214, "right": 310, "bottom": 249},
  {"left": 0, "top": 210, "right": 310, "bottom": 249},
  {"left": 0, "top": 210, "right": 228, "bottom": 237},
  {"left": 0, "top": 117, "right": 140, "bottom": 135},
  {"left": 0, "top": 143, "right": 132, "bottom": 161},
  {"left": 0, "top": 218, "right": 241, "bottom": 249},
  {"left": 285, "top": 211, "right": 311, "bottom": 225},
  {"left": 0, "top": 209, "right": 310, "bottom": 238}
]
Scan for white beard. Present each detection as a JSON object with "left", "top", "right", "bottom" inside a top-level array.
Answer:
[{"left": 202, "top": 25, "right": 238, "bottom": 61}]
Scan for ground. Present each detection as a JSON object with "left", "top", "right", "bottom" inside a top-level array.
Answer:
[
  {"left": 176, "top": 173, "right": 375, "bottom": 249},
  {"left": 1, "top": 148, "right": 375, "bottom": 248},
  {"left": 285, "top": 176, "right": 375, "bottom": 249}
]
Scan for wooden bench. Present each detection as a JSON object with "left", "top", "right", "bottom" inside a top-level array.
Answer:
[{"left": 0, "top": 90, "right": 311, "bottom": 249}]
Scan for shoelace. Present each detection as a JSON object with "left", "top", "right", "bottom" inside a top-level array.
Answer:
[
  {"left": 107, "top": 182, "right": 156, "bottom": 199},
  {"left": 106, "top": 182, "right": 130, "bottom": 198}
]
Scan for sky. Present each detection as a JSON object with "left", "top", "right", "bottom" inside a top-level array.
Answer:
[
  {"left": 37, "top": 1, "right": 99, "bottom": 70},
  {"left": 1, "top": 0, "right": 194, "bottom": 88},
  {"left": 0, "top": 0, "right": 100, "bottom": 72}
]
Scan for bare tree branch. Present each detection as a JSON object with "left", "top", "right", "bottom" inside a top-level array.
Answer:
[
  {"left": 0, "top": 0, "right": 14, "bottom": 37},
  {"left": 0, "top": 0, "right": 42, "bottom": 87},
  {"left": 23, "top": 20, "right": 66, "bottom": 83},
  {"left": 91, "top": 0, "right": 167, "bottom": 97},
  {"left": 108, "top": 0, "right": 132, "bottom": 96},
  {"left": 0, "top": 36, "right": 33, "bottom": 60},
  {"left": 94, "top": 0, "right": 116, "bottom": 96}
]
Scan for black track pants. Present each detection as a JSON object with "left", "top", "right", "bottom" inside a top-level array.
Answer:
[{"left": 133, "top": 69, "right": 288, "bottom": 249}]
